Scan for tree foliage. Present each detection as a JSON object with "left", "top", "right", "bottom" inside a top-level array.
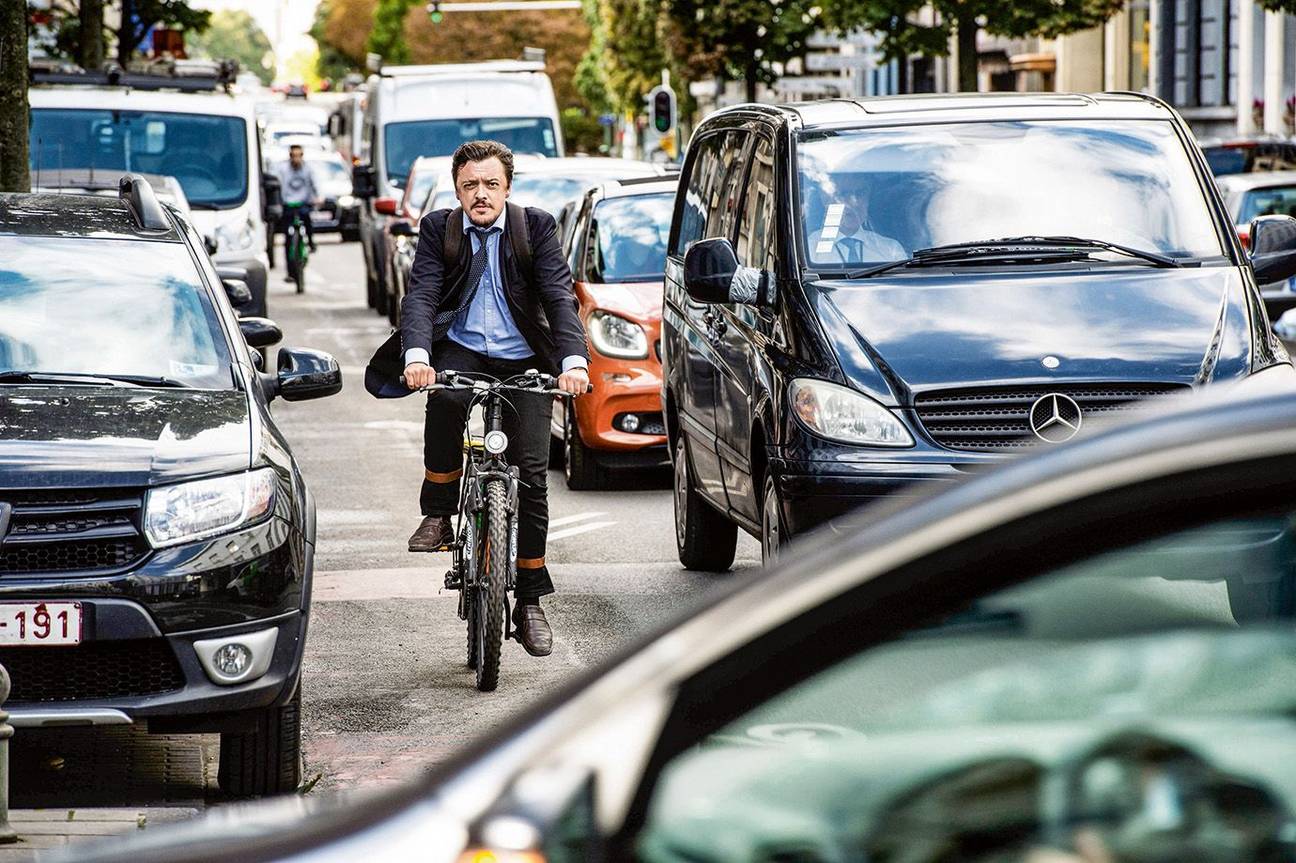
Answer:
[
  {"left": 665, "top": 0, "right": 823, "bottom": 102},
  {"left": 116, "top": 0, "right": 211, "bottom": 64},
  {"left": 1256, "top": 0, "right": 1296, "bottom": 11},
  {"left": 187, "top": 10, "right": 272, "bottom": 84},
  {"left": 366, "top": 0, "right": 417, "bottom": 65},
  {"left": 311, "top": 0, "right": 359, "bottom": 81}
]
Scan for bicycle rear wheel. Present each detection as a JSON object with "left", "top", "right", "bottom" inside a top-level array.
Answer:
[
  {"left": 293, "top": 233, "right": 307, "bottom": 294},
  {"left": 474, "top": 479, "right": 509, "bottom": 692}
]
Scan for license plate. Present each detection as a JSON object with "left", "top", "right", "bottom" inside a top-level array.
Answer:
[
  {"left": 310, "top": 211, "right": 331, "bottom": 224},
  {"left": 0, "top": 602, "right": 82, "bottom": 646}
]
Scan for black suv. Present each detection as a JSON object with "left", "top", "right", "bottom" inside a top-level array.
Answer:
[
  {"left": 0, "top": 178, "right": 341, "bottom": 796},
  {"left": 662, "top": 93, "right": 1296, "bottom": 570}
]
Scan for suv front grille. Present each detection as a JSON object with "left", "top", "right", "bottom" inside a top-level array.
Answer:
[
  {"left": 0, "top": 639, "right": 185, "bottom": 703},
  {"left": 0, "top": 488, "right": 149, "bottom": 575},
  {"left": 914, "top": 382, "right": 1189, "bottom": 452}
]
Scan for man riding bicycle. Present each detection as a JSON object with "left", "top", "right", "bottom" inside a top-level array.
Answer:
[
  {"left": 401, "top": 140, "right": 590, "bottom": 657},
  {"left": 276, "top": 144, "right": 321, "bottom": 273}
]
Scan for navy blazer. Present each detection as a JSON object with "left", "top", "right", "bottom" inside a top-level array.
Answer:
[{"left": 399, "top": 206, "right": 589, "bottom": 375}]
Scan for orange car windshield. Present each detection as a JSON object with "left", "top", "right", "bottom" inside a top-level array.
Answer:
[{"left": 591, "top": 192, "right": 674, "bottom": 283}]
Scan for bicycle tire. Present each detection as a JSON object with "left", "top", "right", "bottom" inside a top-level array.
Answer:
[
  {"left": 465, "top": 515, "right": 479, "bottom": 670},
  {"left": 294, "top": 229, "right": 308, "bottom": 294},
  {"left": 474, "top": 480, "right": 509, "bottom": 692}
]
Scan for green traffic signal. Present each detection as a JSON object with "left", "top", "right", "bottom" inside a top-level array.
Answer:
[
  {"left": 652, "top": 90, "right": 673, "bottom": 134},
  {"left": 431, "top": 10, "right": 443, "bottom": 21}
]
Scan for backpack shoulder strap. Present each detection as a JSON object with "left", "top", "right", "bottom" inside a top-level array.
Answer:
[
  {"left": 444, "top": 207, "right": 463, "bottom": 263},
  {"left": 506, "top": 202, "right": 533, "bottom": 282}
]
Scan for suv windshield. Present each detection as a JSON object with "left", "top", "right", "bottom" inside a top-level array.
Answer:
[
  {"left": 29, "top": 109, "right": 249, "bottom": 210},
  {"left": 0, "top": 238, "right": 234, "bottom": 388},
  {"left": 385, "top": 118, "right": 558, "bottom": 187},
  {"left": 798, "top": 120, "right": 1223, "bottom": 269},
  {"left": 591, "top": 192, "right": 674, "bottom": 283}
]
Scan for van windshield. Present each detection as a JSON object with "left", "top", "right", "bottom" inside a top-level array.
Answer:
[
  {"left": 29, "top": 109, "right": 249, "bottom": 210},
  {"left": 384, "top": 117, "right": 558, "bottom": 187},
  {"left": 797, "top": 120, "right": 1224, "bottom": 269}
]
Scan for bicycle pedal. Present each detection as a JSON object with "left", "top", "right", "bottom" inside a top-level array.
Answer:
[{"left": 443, "top": 571, "right": 462, "bottom": 590}]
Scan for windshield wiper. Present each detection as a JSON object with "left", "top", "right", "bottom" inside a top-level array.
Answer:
[
  {"left": 0, "top": 371, "right": 188, "bottom": 388},
  {"left": 842, "top": 235, "right": 1182, "bottom": 279}
]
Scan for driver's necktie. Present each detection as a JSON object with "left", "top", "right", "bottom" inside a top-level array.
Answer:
[{"left": 431, "top": 226, "right": 499, "bottom": 338}]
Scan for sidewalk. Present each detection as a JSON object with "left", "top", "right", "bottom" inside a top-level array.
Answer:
[{"left": 0, "top": 808, "right": 201, "bottom": 861}]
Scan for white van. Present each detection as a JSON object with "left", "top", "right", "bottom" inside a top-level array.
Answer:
[
  {"left": 29, "top": 74, "right": 276, "bottom": 317},
  {"left": 353, "top": 60, "right": 563, "bottom": 315}
]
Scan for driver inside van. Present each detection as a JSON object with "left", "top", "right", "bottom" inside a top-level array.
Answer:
[{"left": 808, "top": 183, "right": 906, "bottom": 264}]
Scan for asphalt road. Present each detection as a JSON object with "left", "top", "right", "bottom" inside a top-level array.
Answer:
[
  {"left": 6, "top": 235, "right": 759, "bottom": 821},
  {"left": 275, "top": 236, "right": 761, "bottom": 794}
]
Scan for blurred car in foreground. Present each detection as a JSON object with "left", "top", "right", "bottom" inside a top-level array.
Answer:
[
  {"left": 33, "top": 170, "right": 192, "bottom": 219},
  {"left": 554, "top": 175, "right": 678, "bottom": 489},
  {"left": 64, "top": 376, "right": 1296, "bottom": 862},
  {"left": 0, "top": 177, "right": 342, "bottom": 798},
  {"left": 1218, "top": 170, "right": 1296, "bottom": 306}
]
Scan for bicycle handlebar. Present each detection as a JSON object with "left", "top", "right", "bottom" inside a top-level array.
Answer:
[{"left": 399, "top": 368, "right": 591, "bottom": 396}]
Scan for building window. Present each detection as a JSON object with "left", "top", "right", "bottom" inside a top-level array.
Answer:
[{"left": 1163, "top": 0, "right": 1238, "bottom": 108}]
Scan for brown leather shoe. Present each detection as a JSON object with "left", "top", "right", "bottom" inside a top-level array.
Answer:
[
  {"left": 512, "top": 604, "right": 552, "bottom": 657},
  {"left": 408, "top": 516, "right": 454, "bottom": 552}
]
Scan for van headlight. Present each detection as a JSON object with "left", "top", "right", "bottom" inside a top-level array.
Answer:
[
  {"left": 215, "top": 218, "right": 257, "bottom": 253},
  {"left": 145, "top": 469, "right": 277, "bottom": 548},
  {"left": 588, "top": 311, "right": 648, "bottom": 359},
  {"left": 790, "top": 379, "right": 913, "bottom": 447}
]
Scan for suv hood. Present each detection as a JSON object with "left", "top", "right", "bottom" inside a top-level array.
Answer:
[
  {"left": 0, "top": 387, "right": 251, "bottom": 487},
  {"left": 811, "top": 267, "right": 1254, "bottom": 403}
]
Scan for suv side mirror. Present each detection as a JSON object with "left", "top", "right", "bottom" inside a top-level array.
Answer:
[
  {"left": 353, "top": 164, "right": 376, "bottom": 199},
  {"left": 275, "top": 348, "right": 343, "bottom": 402},
  {"left": 683, "top": 237, "right": 776, "bottom": 306},
  {"left": 262, "top": 173, "right": 284, "bottom": 222},
  {"left": 1249, "top": 215, "right": 1296, "bottom": 284},
  {"left": 239, "top": 316, "right": 283, "bottom": 348}
]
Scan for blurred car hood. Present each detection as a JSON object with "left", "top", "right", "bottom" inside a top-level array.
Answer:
[
  {"left": 811, "top": 267, "right": 1254, "bottom": 404},
  {"left": 580, "top": 280, "right": 664, "bottom": 321},
  {"left": 0, "top": 387, "right": 251, "bottom": 486}
]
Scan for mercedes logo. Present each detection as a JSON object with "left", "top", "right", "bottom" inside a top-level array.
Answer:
[{"left": 1029, "top": 393, "right": 1083, "bottom": 443}]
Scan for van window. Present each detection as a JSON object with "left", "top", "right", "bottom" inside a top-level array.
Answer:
[
  {"left": 673, "top": 131, "right": 747, "bottom": 254},
  {"left": 736, "top": 136, "right": 778, "bottom": 272},
  {"left": 384, "top": 117, "right": 558, "bottom": 187},
  {"left": 29, "top": 109, "right": 249, "bottom": 210}
]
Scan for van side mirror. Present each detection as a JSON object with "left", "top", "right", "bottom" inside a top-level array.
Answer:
[
  {"left": 262, "top": 174, "right": 283, "bottom": 222},
  {"left": 353, "top": 164, "right": 376, "bottom": 199},
  {"left": 276, "top": 348, "right": 343, "bottom": 402},
  {"left": 1249, "top": 215, "right": 1296, "bottom": 284},
  {"left": 683, "top": 237, "right": 775, "bottom": 306},
  {"left": 221, "top": 278, "right": 253, "bottom": 307}
]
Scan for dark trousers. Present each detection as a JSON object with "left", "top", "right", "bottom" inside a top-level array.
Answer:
[
  {"left": 421, "top": 340, "right": 555, "bottom": 600},
  {"left": 280, "top": 203, "right": 315, "bottom": 246}
]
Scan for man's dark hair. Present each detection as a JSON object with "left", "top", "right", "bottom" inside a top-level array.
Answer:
[
  {"left": 289, "top": 144, "right": 304, "bottom": 153},
  {"left": 452, "top": 140, "right": 514, "bottom": 185}
]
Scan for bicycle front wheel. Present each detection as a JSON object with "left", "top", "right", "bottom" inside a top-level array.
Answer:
[
  {"left": 473, "top": 479, "right": 510, "bottom": 692},
  {"left": 294, "top": 236, "right": 307, "bottom": 294}
]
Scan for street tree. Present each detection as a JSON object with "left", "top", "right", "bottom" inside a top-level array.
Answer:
[
  {"left": 666, "top": 0, "right": 823, "bottom": 103},
  {"left": 1, "top": 0, "right": 29, "bottom": 192},
  {"left": 79, "top": 0, "right": 105, "bottom": 70},
  {"left": 187, "top": 10, "right": 273, "bottom": 84},
  {"left": 116, "top": 0, "right": 211, "bottom": 65},
  {"left": 1256, "top": 0, "right": 1296, "bottom": 10},
  {"left": 311, "top": 0, "right": 360, "bottom": 81},
  {"left": 367, "top": 0, "right": 417, "bottom": 65},
  {"left": 822, "top": 0, "right": 1123, "bottom": 92}
]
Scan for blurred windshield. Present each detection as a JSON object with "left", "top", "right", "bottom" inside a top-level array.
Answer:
[
  {"left": 1240, "top": 185, "right": 1296, "bottom": 221},
  {"left": 510, "top": 174, "right": 599, "bottom": 216},
  {"left": 797, "top": 120, "right": 1224, "bottom": 269},
  {"left": 0, "top": 239, "right": 233, "bottom": 388},
  {"left": 30, "top": 109, "right": 249, "bottom": 210},
  {"left": 641, "top": 511, "right": 1296, "bottom": 863},
  {"left": 384, "top": 118, "right": 558, "bottom": 187},
  {"left": 591, "top": 192, "right": 674, "bottom": 283}
]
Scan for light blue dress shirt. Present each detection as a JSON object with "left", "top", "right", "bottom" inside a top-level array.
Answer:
[{"left": 405, "top": 209, "right": 588, "bottom": 373}]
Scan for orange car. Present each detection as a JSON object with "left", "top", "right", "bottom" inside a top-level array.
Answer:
[{"left": 552, "top": 176, "right": 679, "bottom": 489}]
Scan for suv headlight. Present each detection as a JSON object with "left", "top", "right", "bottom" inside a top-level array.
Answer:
[
  {"left": 215, "top": 218, "right": 257, "bottom": 253},
  {"left": 790, "top": 379, "right": 913, "bottom": 447},
  {"left": 145, "top": 469, "right": 277, "bottom": 548},
  {"left": 589, "top": 311, "right": 648, "bottom": 359}
]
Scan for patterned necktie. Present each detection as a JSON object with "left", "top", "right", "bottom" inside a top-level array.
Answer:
[
  {"left": 836, "top": 237, "right": 863, "bottom": 262},
  {"left": 432, "top": 226, "right": 498, "bottom": 337}
]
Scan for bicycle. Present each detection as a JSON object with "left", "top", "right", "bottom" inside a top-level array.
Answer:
[
  {"left": 406, "top": 368, "right": 579, "bottom": 691},
  {"left": 284, "top": 205, "right": 311, "bottom": 295}
]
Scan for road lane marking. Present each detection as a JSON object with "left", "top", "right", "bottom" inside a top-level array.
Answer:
[
  {"left": 547, "top": 521, "right": 617, "bottom": 541},
  {"left": 548, "top": 512, "right": 607, "bottom": 528}
]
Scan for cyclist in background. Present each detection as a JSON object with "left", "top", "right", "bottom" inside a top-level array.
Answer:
[{"left": 276, "top": 144, "right": 321, "bottom": 273}]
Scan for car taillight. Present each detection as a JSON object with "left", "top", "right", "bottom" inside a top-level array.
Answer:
[
  {"left": 1238, "top": 227, "right": 1250, "bottom": 251},
  {"left": 374, "top": 196, "right": 398, "bottom": 216}
]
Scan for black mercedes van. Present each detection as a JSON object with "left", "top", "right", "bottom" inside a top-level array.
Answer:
[
  {"left": 662, "top": 92, "right": 1296, "bottom": 570},
  {"left": 0, "top": 178, "right": 341, "bottom": 796}
]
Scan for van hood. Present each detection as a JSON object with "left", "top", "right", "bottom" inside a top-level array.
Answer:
[
  {"left": 810, "top": 267, "right": 1255, "bottom": 404},
  {"left": 0, "top": 387, "right": 251, "bottom": 487}
]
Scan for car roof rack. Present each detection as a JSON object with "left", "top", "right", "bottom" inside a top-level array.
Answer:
[
  {"left": 30, "top": 59, "right": 239, "bottom": 93},
  {"left": 119, "top": 175, "right": 171, "bottom": 232}
]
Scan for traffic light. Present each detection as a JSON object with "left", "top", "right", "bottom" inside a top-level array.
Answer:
[
  {"left": 649, "top": 85, "right": 676, "bottom": 136},
  {"left": 426, "top": 1, "right": 443, "bottom": 23}
]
